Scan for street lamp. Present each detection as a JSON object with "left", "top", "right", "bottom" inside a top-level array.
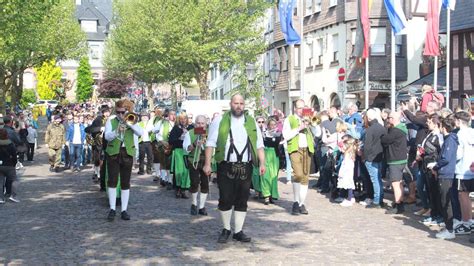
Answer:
[
  {"left": 246, "top": 63, "right": 256, "bottom": 87},
  {"left": 268, "top": 64, "right": 280, "bottom": 114}
]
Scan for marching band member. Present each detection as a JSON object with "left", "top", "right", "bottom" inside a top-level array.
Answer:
[
  {"left": 104, "top": 99, "right": 143, "bottom": 221},
  {"left": 169, "top": 112, "right": 192, "bottom": 198},
  {"left": 183, "top": 115, "right": 209, "bottom": 215},
  {"left": 283, "top": 99, "right": 315, "bottom": 215},
  {"left": 154, "top": 109, "right": 175, "bottom": 189},
  {"left": 204, "top": 94, "right": 265, "bottom": 243},
  {"left": 137, "top": 111, "right": 154, "bottom": 175}
]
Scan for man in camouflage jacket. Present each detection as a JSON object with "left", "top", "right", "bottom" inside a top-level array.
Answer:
[{"left": 45, "top": 115, "right": 66, "bottom": 172}]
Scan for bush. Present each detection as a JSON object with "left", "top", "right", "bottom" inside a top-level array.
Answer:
[{"left": 20, "top": 89, "right": 37, "bottom": 108}]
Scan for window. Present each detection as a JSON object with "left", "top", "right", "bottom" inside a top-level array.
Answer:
[
  {"left": 396, "top": 35, "right": 403, "bottom": 56},
  {"left": 315, "top": 0, "right": 322, "bottom": 12},
  {"left": 370, "top": 27, "right": 386, "bottom": 56},
  {"left": 317, "top": 39, "right": 323, "bottom": 65},
  {"left": 307, "top": 40, "right": 314, "bottom": 67},
  {"left": 305, "top": 0, "right": 313, "bottom": 16},
  {"left": 76, "top": 0, "right": 81, "bottom": 5},
  {"left": 90, "top": 45, "right": 100, "bottom": 60},
  {"left": 281, "top": 102, "right": 286, "bottom": 114},
  {"left": 295, "top": 46, "right": 300, "bottom": 67},
  {"left": 284, "top": 46, "right": 289, "bottom": 71},
  {"left": 278, "top": 47, "right": 283, "bottom": 71},
  {"left": 329, "top": 0, "right": 337, "bottom": 7},
  {"left": 219, "top": 87, "right": 224, "bottom": 100},
  {"left": 80, "top": 20, "right": 97, "bottom": 32},
  {"left": 332, "top": 34, "right": 339, "bottom": 63}
]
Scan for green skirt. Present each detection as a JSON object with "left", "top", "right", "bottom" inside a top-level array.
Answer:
[
  {"left": 252, "top": 166, "right": 261, "bottom": 193},
  {"left": 171, "top": 148, "right": 190, "bottom": 189},
  {"left": 261, "top": 147, "right": 280, "bottom": 199}
]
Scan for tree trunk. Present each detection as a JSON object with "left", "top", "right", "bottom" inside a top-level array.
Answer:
[
  {"left": 171, "top": 83, "right": 177, "bottom": 111},
  {"left": 0, "top": 70, "right": 6, "bottom": 114},
  {"left": 196, "top": 70, "right": 209, "bottom": 100},
  {"left": 147, "top": 83, "right": 154, "bottom": 110},
  {"left": 10, "top": 69, "right": 19, "bottom": 110}
]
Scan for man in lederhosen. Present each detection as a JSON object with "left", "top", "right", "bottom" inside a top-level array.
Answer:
[
  {"left": 151, "top": 108, "right": 163, "bottom": 182},
  {"left": 204, "top": 94, "right": 265, "bottom": 243},
  {"left": 154, "top": 109, "right": 175, "bottom": 189},
  {"left": 104, "top": 99, "right": 143, "bottom": 221},
  {"left": 86, "top": 106, "right": 110, "bottom": 187},
  {"left": 183, "top": 115, "right": 209, "bottom": 215},
  {"left": 137, "top": 111, "right": 154, "bottom": 175}
]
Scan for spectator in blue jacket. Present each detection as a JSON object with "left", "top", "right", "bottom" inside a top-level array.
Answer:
[
  {"left": 66, "top": 115, "right": 86, "bottom": 172},
  {"left": 428, "top": 117, "right": 458, "bottom": 239}
]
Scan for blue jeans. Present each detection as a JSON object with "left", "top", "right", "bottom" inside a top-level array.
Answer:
[
  {"left": 416, "top": 167, "right": 430, "bottom": 209},
  {"left": 365, "top": 161, "right": 383, "bottom": 205},
  {"left": 69, "top": 144, "right": 83, "bottom": 168}
]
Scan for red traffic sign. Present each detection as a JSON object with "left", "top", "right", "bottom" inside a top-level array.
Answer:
[{"left": 338, "top": 67, "right": 345, "bottom": 81}]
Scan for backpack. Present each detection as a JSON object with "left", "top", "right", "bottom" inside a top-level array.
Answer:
[{"left": 431, "top": 91, "right": 445, "bottom": 107}]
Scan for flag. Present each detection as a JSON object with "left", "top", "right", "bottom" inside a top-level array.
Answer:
[
  {"left": 384, "top": 0, "right": 408, "bottom": 35},
  {"left": 424, "top": 0, "right": 440, "bottom": 56},
  {"left": 353, "top": 0, "right": 371, "bottom": 58},
  {"left": 278, "top": 0, "right": 300, "bottom": 45},
  {"left": 442, "top": 0, "right": 456, "bottom": 10}
]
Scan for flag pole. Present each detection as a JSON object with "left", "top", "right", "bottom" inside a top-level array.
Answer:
[
  {"left": 434, "top": 56, "right": 438, "bottom": 92},
  {"left": 446, "top": 8, "right": 451, "bottom": 109},
  {"left": 391, "top": 29, "right": 396, "bottom": 111},
  {"left": 299, "top": 0, "right": 304, "bottom": 100},
  {"left": 365, "top": 57, "right": 369, "bottom": 109}
]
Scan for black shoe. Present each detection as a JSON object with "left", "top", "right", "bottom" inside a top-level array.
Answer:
[
  {"left": 233, "top": 231, "right": 251, "bottom": 242},
  {"left": 166, "top": 183, "right": 173, "bottom": 190},
  {"left": 291, "top": 202, "right": 300, "bottom": 215},
  {"left": 159, "top": 180, "right": 166, "bottom": 187},
  {"left": 55, "top": 167, "right": 61, "bottom": 173},
  {"left": 269, "top": 198, "right": 275, "bottom": 204},
  {"left": 137, "top": 171, "right": 145, "bottom": 175},
  {"left": 190, "top": 204, "right": 198, "bottom": 215},
  {"left": 49, "top": 166, "right": 54, "bottom": 172},
  {"left": 153, "top": 176, "right": 159, "bottom": 182},
  {"left": 217, "top": 229, "right": 231, "bottom": 243},
  {"left": 176, "top": 190, "right": 182, "bottom": 198},
  {"left": 121, "top": 211, "right": 131, "bottom": 220},
  {"left": 146, "top": 169, "right": 153, "bottom": 175},
  {"left": 397, "top": 203, "right": 405, "bottom": 214},
  {"left": 107, "top": 209, "right": 116, "bottom": 221},
  {"left": 299, "top": 204, "right": 309, "bottom": 215},
  {"left": 212, "top": 177, "right": 217, "bottom": 183},
  {"left": 181, "top": 191, "right": 189, "bottom": 199},
  {"left": 198, "top": 207, "right": 208, "bottom": 216}
]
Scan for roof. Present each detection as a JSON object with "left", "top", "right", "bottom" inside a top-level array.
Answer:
[
  {"left": 400, "top": 66, "right": 446, "bottom": 98},
  {"left": 75, "top": 0, "right": 112, "bottom": 41},
  {"left": 440, "top": 2, "right": 474, "bottom": 34}
]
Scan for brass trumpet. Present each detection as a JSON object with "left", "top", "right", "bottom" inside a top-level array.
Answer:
[
  {"left": 124, "top": 112, "right": 139, "bottom": 126},
  {"left": 192, "top": 127, "right": 206, "bottom": 169}
]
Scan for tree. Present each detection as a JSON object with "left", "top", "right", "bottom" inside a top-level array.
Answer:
[
  {"left": 105, "top": 0, "right": 270, "bottom": 99},
  {"left": 20, "top": 89, "right": 37, "bottom": 108},
  {"left": 0, "top": 0, "right": 86, "bottom": 113},
  {"left": 76, "top": 57, "right": 94, "bottom": 102},
  {"left": 35, "top": 60, "right": 62, "bottom": 100},
  {"left": 98, "top": 78, "right": 131, "bottom": 98}
]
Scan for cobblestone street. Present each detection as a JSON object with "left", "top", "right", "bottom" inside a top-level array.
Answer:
[{"left": 0, "top": 125, "right": 472, "bottom": 264}]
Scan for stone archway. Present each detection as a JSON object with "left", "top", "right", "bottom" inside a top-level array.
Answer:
[
  {"left": 310, "top": 95, "right": 320, "bottom": 112},
  {"left": 330, "top": 93, "right": 341, "bottom": 108}
]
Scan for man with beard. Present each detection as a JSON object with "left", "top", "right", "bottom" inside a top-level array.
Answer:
[{"left": 204, "top": 94, "right": 265, "bottom": 243}]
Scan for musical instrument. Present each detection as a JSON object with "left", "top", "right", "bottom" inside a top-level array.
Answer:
[
  {"left": 302, "top": 108, "right": 319, "bottom": 126},
  {"left": 124, "top": 112, "right": 139, "bottom": 126},
  {"left": 116, "top": 112, "right": 138, "bottom": 141},
  {"left": 192, "top": 127, "right": 207, "bottom": 169}
]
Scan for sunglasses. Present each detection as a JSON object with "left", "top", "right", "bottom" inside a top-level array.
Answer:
[
  {"left": 257, "top": 121, "right": 265, "bottom": 124},
  {"left": 116, "top": 111, "right": 126, "bottom": 114}
]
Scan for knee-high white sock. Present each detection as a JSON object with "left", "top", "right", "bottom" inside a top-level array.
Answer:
[
  {"left": 160, "top": 170, "right": 166, "bottom": 180},
  {"left": 192, "top": 192, "right": 198, "bottom": 206},
  {"left": 121, "top": 189, "right": 130, "bottom": 212},
  {"left": 107, "top": 187, "right": 117, "bottom": 210},
  {"left": 95, "top": 166, "right": 100, "bottom": 176},
  {"left": 154, "top": 163, "right": 160, "bottom": 176},
  {"left": 199, "top": 193, "right": 208, "bottom": 209},
  {"left": 299, "top": 184, "right": 308, "bottom": 207},
  {"left": 220, "top": 209, "right": 232, "bottom": 230},
  {"left": 292, "top": 183, "right": 301, "bottom": 203},
  {"left": 234, "top": 211, "right": 247, "bottom": 233}
]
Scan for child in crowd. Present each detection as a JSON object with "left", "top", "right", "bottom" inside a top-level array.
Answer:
[{"left": 338, "top": 136, "right": 359, "bottom": 207}]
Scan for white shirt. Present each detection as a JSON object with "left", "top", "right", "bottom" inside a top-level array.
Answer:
[
  {"left": 206, "top": 114, "right": 264, "bottom": 163},
  {"left": 72, "top": 123, "right": 82, "bottom": 144},
  {"left": 104, "top": 116, "right": 144, "bottom": 151},
  {"left": 156, "top": 120, "right": 174, "bottom": 141},
  {"left": 282, "top": 115, "right": 308, "bottom": 148},
  {"left": 26, "top": 127, "right": 37, "bottom": 144},
  {"left": 140, "top": 120, "right": 154, "bottom": 142}
]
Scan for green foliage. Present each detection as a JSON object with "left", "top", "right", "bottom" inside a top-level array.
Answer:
[
  {"left": 467, "top": 50, "right": 474, "bottom": 61},
  {"left": 0, "top": 0, "right": 86, "bottom": 112},
  {"left": 35, "top": 60, "right": 62, "bottom": 100},
  {"left": 20, "top": 89, "right": 37, "bottom": 108},
  {"left": 105, "top": 0, "right": 270, "bottom": 99},
  {"left": 76, "top": 57, "right": 94, "bottom": 102}
]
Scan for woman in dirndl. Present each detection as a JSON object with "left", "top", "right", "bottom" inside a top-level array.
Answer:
[
  {"left": 169, "top": 112, "right": 191, "bottom": 199},
  {"left": 261, "top": 117, "right": 281, "bottom": 204}
]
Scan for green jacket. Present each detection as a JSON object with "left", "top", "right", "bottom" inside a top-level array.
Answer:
[
  {"left": 287, "top": 115, "right": 314, "bottom": 154},
  {"left": 105, "top": 118, "right": 136, "bottom": 157}
]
